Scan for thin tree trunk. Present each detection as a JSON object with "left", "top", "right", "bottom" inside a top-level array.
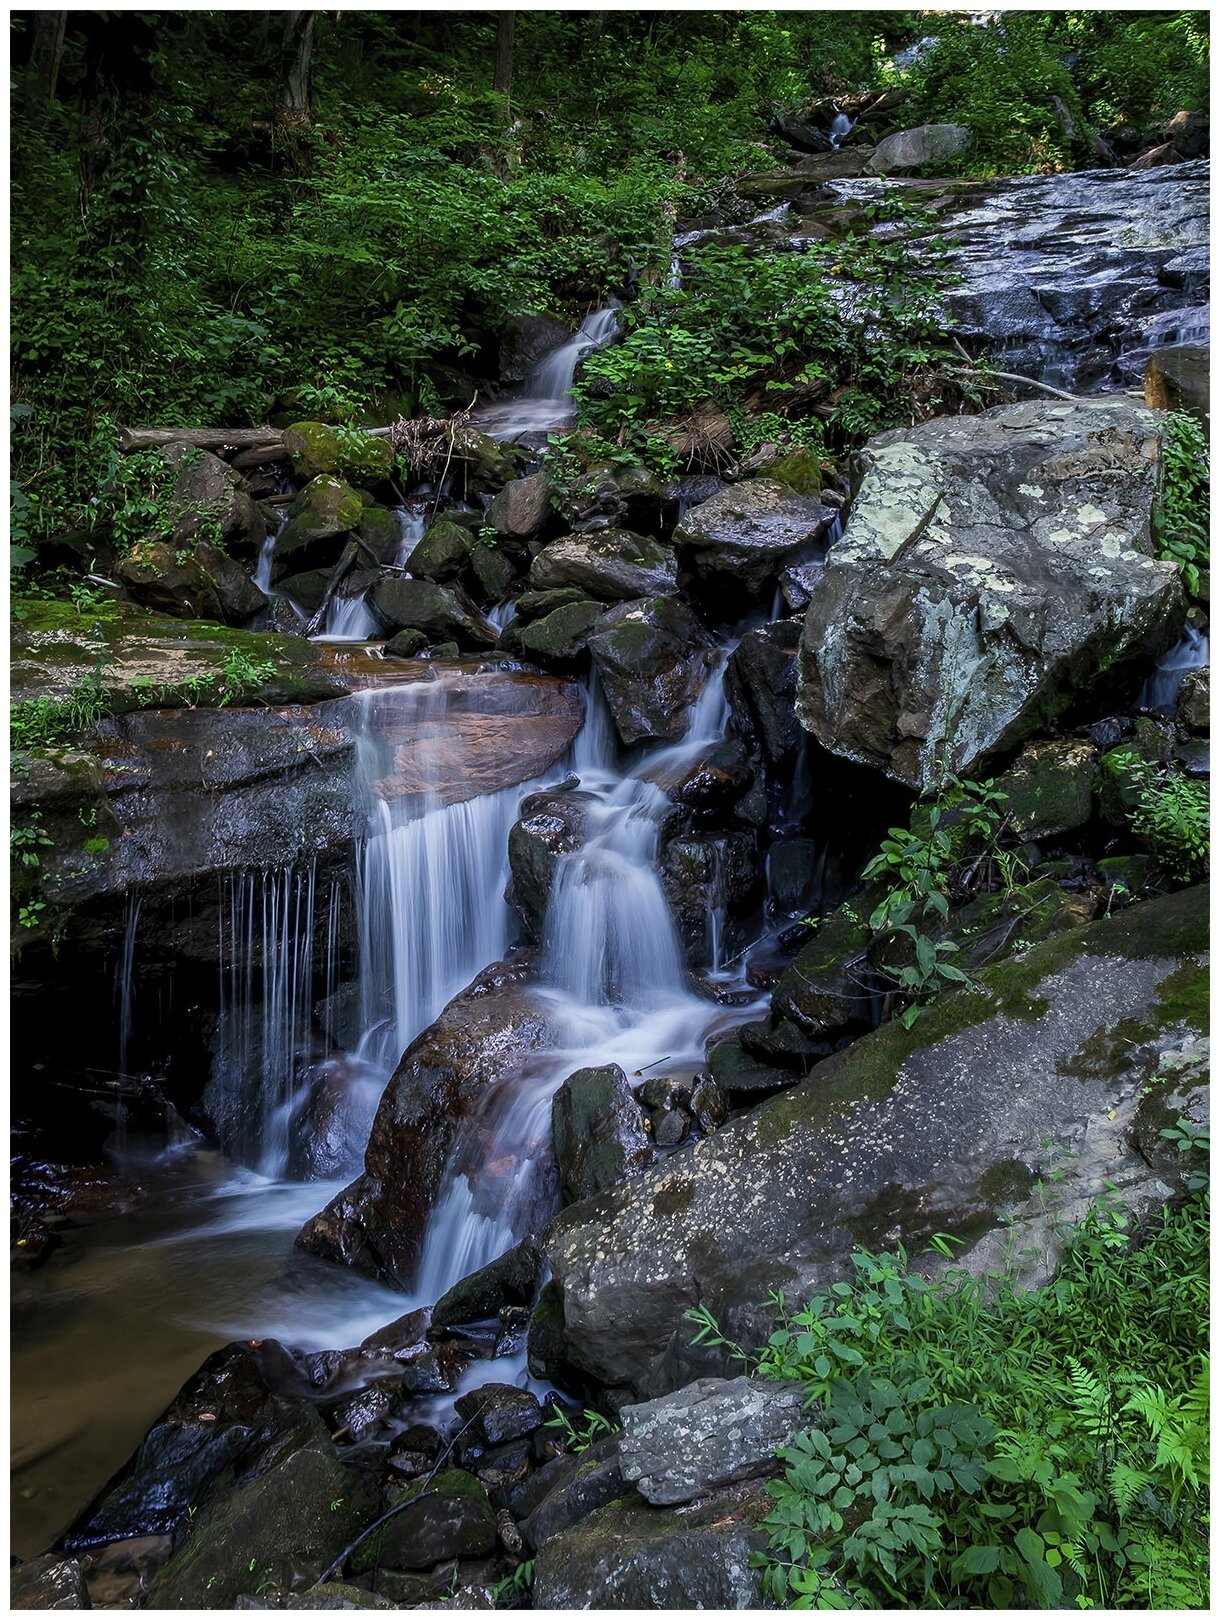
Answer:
[
  {"left": 282, "top": 10, "right": 315, "bottom": 121},
  {"left": 493, "top": 12, "right": 514, "bottom": 105},
  {"left": 28, "top": 11, "right": 67, "bottom": 100}
]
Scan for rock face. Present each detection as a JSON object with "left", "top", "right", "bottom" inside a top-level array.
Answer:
[
  {"left": 487, "top": 472, "right": 551, "bottom": 538},
  {"left": 296, "top": 958, "right": 557, "bottom": 1287},
  {"left": 552, "top": 1065, "right": 653, "bottom": 1203},
  {"left": 587, "top": 598, "right": 710, "bottom": 746},
  {"left": 531, "top": 1484, "right": 771, "bottom": 1609},
  {"left": 867, "top": 122, "right": 971, "bottom": 172},
  {"left": 619, "top": 1376, "right": 806, "bottom": 1506},
  {"left": 537, "top": 886, "right": 1207, "bottom": 1397},
  {"left": 10, "top": 1555, "right": 90, "bottom": 1609},
  {"left": 529, "top": 530, "right": 679, "bottom": 602},
  {"left": 673, "top": 478, "right": 835, "bottom": 597},
  {"left": 507, "top": 790, "right": 592, "bottom": 939},
  {"left": 797, "top": 400, "right": 1185, "bottom": 793}
]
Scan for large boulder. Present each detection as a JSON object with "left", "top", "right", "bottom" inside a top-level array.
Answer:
[
  {"left": 507, "top": 791, "right": 593, "bottom": 939},
  {"left": 529, "top": 530, "right": 679, "bottom": 602},
  {"left": 867, "top": 122, "right": 971, "bottom": 173},
  {"left": 275, "top": 476, "right": 365, "bottom": 576},
  {"left": 797, "top": 400, "right": 1185, "bottom": 794},
  {"left": 349, "top": 1470, "right": 497, "bottom": 1574},
  {"left": 552, "top": 1064, "right": 653, "bottom": 1203},
  {"left": 531, "top": 1484, "right": 771, "bottom": 1609},
  {"left": 487, "top": 473, "right": 551, "bottom": 539},
  {"left": 282, "top": 422, "right": 395, "bottom": 483},
  {"left": 296, "top": 958, "right": 558, "bottom": 1287},
  {"left": 726, "top": 620, "right": 804, "bottom": 766},
  {"left": 369, "top": 578, "right": 498, "bottom": 648},
  {"left": 160, "top": 442, "right": 266, "bottom": 554},
  {"left": 537, "top": 886, "right": 1207, "bottom": 1397},
  {"left": 673, "top": 478, "right": 835, "bottom": 597},
  {"left": 406, "top": 520, "right": 471, "bottom": 583},
  {"left": 587, "top": 598, "right": 710, "bottom": 746},
  {"left": 1145, "top": 344, "right": 1209, "bottom": 419}
]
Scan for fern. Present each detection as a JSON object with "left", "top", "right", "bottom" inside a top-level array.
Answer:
[{"left": 1107, "top": 1462, "right": 1153, "bottom": 1520}]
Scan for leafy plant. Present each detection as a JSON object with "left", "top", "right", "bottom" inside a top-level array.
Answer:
[
  {"left": 543, "top": 1406, "right": 619, "bottom": 1453},
  {"left": 490, "top": 1558, "right": 535, "bottom": 1609},
  {"left": 1155, "top": 411, "right": 1209, "bottom": 596},
  {"left": 218, "top": 649, "right": 278, "bottom": 706},
  {"left": 1105, "top": 752, "right": 1209, "bottom": 883}
]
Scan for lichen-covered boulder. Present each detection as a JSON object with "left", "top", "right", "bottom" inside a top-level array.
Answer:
[
  {"left": 867, "top": 121, "right": 972, "bottom": 173},
  {"left": 283, "top": 422, "right": 395, "bottom": 482},
  {"left": 538, "top": 885, "right": 1207, "bottom": 1397},
  {"left": 619, "top": 1376, "right": 805, "bottom": 1506},
  {"left": 797, "top": 401, "right": 1185, "bottom": 794},
  {"left": 673, "top": 477, "right": 835, "bottom": 596},
  {"left": 529, "top": 530, "right": 679, "bottom": 602}
]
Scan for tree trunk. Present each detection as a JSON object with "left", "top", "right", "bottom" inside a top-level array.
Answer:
[
  {"left": 282, "top": 10, "right": 315, "bottom": 121},
  {"left": 117, "top": 424, "right": 396, "bottom": 453},
  {"left": 493, "top": 12, "right": 514, "bottom": 105},
  {"left": 28, "top": 11, "right": 67, "bottom": 100}
]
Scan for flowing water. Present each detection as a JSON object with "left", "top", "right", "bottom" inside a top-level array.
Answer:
[
  {"left": 474, "top": 305, "right": 620, "bottom": 438},
  {"left": 1139, "top": 623, "right": 1210, "bottom": 713}
]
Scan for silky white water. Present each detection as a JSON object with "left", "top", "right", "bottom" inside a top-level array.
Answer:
[
  {"left": 1140, "top": 623, "right": 1210, "bottom": 713},
  {"left": 475, "top": 305, "right": 620, "bottom": 437}
]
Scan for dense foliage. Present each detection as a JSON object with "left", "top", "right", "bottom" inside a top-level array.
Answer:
[{"left": 10, "top": 9, "right": 1208, "bottom": 550}]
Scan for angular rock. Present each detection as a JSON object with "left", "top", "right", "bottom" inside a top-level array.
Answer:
[
  {"left": 797, "top": 400, "right": 1185, "bottom": 793},
  {"left": 1179, "top": 667, "right": 1209, "bottom": 732},
  {"left": 296, "top": 958, "right": 558, "bottom": 1286},
  {"left": 771, "top": 906, "right": 872, "bottom": 1036},
  {"left": 452, "top": 430, "right": 517, "bottom": 493},
  {"left": 673, "top": 478, "right": 835, "bottom": 596},
  {"left": 619, "top": 1375, "right": 806, "bottom": 1505},
  {"left": 384, "top": 627, "right": 429, "bottom": 659},
  {"left": 540, "top": 886, "right": 1207, "bottom": 1397},
  {"left": 531, "top": 1485, "right": 770, "bottom": 1609},
  {"left": 552, "top": 1065, "right": 653, "bottom": 1203},
  {"left": 407, "top": 520, "right": 471, "bottom": 583},
  {"left": 369, "top": 578, "right": 498, "bottom": 648},
  {"left": 513, "top": 599, "right": 604, "bottom": 663},
  {"left": 351, "top": 1470, "right": 497, "bottom": 1573},
  {"left": 529, "top": 530, "right": 679, "bottom": 602},
  {"left": 993, "top": 738, "right": 1098, "bottom": 838},
  {"left": 867, "top": 122, "right": 971, "bottom": 173},
  {"left": 145, "top": 1448, "right": 375, "bottom": 1609},
  {"left": 1145, "top": 344, "right": 1209, "bottom": 419},
  {"left": 588, "top": 598, "right": 709, "bottom": 746},
  {"left": 282, "top": 422, "right": 395, "bottom": 483},
  {"left": 275, "top": 476, "right": 365, "bottom": 574},
  {"left": 726, "top": 620, "right": 803, "bottom": 765},
  {"left": 116, "top": 543, "right": 225, "bottom": 623},
  {"left": 432, "top": 1238, "right": 544, "bottom": 1327},
  {"left": 707, "top": 1038, "right": 795, "bottom": 1104},
  {"left": 286, "top": 1584, "right": 397, "bottom": 1610},
  {"left": 467, "top": 539, "right": 518, "bottom": 604},
  {"left": 356, "top": 505, "right": 408, "bottom": 564},
  {"left": 160, "top": 442, "right": 266, "bottom": 554},
  {"left": 453, "top": 1385, "right": 544, "bottom": 1447},
  {"left": 498, "top": 314, "right": 574, "bottom": 383},
  {"left": 660, "top": 831, "right": 758, "bottom": 966},
  {"left": 487, "top": 473, "right": 551, "bottom": 538},
  {"left": 11, "top": 1554, "right": 90, "bottom": 1609},
  {"left": 516, "top": 1435, "right": 624, "bottom": 1553},
  {"left": 507, "top": 790, "right": 592, "bottom": 939}
]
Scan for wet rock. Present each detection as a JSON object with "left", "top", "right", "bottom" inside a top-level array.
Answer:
[
  {"left": 689, "top": 1075, "right": 728, "bottom": 1133},
  {"left": 275, "top": 476, "right": 365, "bottom": 575},
  {"left": 487, "top": 472, "right": 550, "bottom": 538},
  {"left": 285, "top": 1583, "right": 396, "bottom": 1610},
  {"left": 993, "top": 738, "right": 1098, "bottom": 838},
  {"left": 673, "top": 478, "right": 835, "bottom": 597},
  {"left": 507, "top": 790, "right": 592, "bottom": 939},
  {"left": 588, "top": 598, "right": 710, "bottom": 746},
  {"left": 1145, "top": 344, "right": 1209, "bottom": 420},
  {"left": 77, "top": 1536, "right": 173, "bottom": 1609},
  {"left": 384, "top": 627, "right": 429, "bottom": 659},
  {"left": 351, "top": 1470, "right": 497, "bottom": 1573},
  {"left": 356, "top": 505, "right": 407, "bottom": 565},
  {"left": 516, "top": 1434, "right": 624, "bottom": 1553},
  {"left": 1162, "top": 108, "right": 1209, "bottom": 158},
  {"left": 369, "top": 578, "right": 498, "bottom": 649},
  {"left": 433, "top": 1238, "right": 544, "bottom": 1327},
  {"left": 1179, "top": 667, "right": 1209, "bottom": 731},
  {"left": 552, "top": 1065, "right": 653, "bottom": 1203},
  {"left": 359, "top": 1308, "right": 431, "bottom": 1358},
  {"left": 539, "top": 886, "right": 1207, "bottom": 1397},
  {"left": 512, "top": 586, "right": 593, "bottom": 621},
  {"left": 867, "top": 121, "right": 971, "bottom": 173},
  {"left": 115, "top": 543, "right": 224, "bottom": 623},
  {"left": 407, "top": 520, "right": 472, "bottom": 583},
  {"left": 771, "top": 906, "right": 871, "bottom": 1036},
  {"left": 468, "top": 540, "right": 518, "bottom": 605},
  {"left": 652, "top": 1108, "right": 689, "bottom": 1148},
  {"left": 620, "top": 1376, "right": 805, "bottom": 1505},
  {"left": 454, "top": 1385, "right": 545, "bottom": 1447},
  {"left": 11, "top": 1554, "right": 90, "bottom": 1609},
  {"left": 145, "top": 1447, "right": 376, "bottom": 1609},
  {"left": 473, "top": 1440, "right": 534, "bottom": 1505},
  {"left": 499, "top": 315, "right": 573, "bottom": 383},
  {"left": 642, "top": 738, "right": 753, "bottom": 810},
  {"left": 329, "top": 1382, "right": 398, "bottom": 1442},
  {"left": 726, "top": 619, "right": 803, "bottom": 765},
  {"left": 531, "top": 1483, "right": 770, "bottom": 1608},
  {"left": 296, "top": 959, "right": 559, "bottom": 1287},
  {"left": 65, "top": 1340, "right": 332, "bottom": 1546},
  {"left": 452, "top": 430, "right": 517, "bottom": 493},
  {"left": 513, "top": 599, "right": 603, "bottom": 663},
  {"left": 798, "top": 400, "right": 1185, "bottom": 794},
  {"left": 660, "top": 831, "right": 758, "bottom": 966},
  {"left": 530, "top": 530, "right": 679, "bottom": 602},
  {"left": 706, "top": 1038, "right": 795, "bottom": 1104}
]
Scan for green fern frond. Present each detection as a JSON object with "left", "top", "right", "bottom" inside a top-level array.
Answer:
[{"left": 1108, "top": 1461, "right": 1153, "bottom": 1520}]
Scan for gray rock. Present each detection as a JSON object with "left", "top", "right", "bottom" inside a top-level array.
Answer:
[
  {"left": 530, "top": 530, "right": 679, "bottom": 602},
  {"left": 454, "top": 1384, "right": 545, "bottom": 1447},
  {"left": 515, "top": 1434, "right": 624, "bottom": 1552},
  {"left": 286, "top": 1584, "right": 397, "bottom": 1610},
  {"left": 487, "top": 472, "right": 551, "bottom": 538},
  {"left": 432, "top": 1237, "right": 543, "bottom": 1327},
  {"left": 552, "top": 1065, "right": 653, "bottom": 1203},
  {"left": 513, "top": 599, "right": 604, "bottom": 663},
  {"left": 539, "top": 886, "right": 1207, "bottom": 1397},
  {"left": 726, "top": 620, "right": 803, "bottom": 765},
  {"left": 673, "top": 478, "right": 835, "bottom": 596},
  {"left": 620, "top": 1375, "right": 806, "bottom": 1504},
  {"left": 588, "top": 597, "right": 710, "bottom": 746},
  {"left": 11, "top": 1555, "right": 90, "bottom": 1609},
  {"left": 370, "top": 577, "right": 499, "bottom": 649},
  {"left": 1179, "top": 667, "right": 1209, "bottom": 731},
  {"left": 351, "top": 1469, "right": 497, "bottom": 1574},
  {"left": 507, "top": 790, "right": 592, "bottom": 939},
  {"left": 867, "top": 121, "right": 972, "bottom": 173},
  {"left": 531, "top": 1484, "right": 771, "bottom": 1609},
  {"left": 406, "top": 520, "right": 471, "bottom": 582},
  {"left": 992, "top": 738, "right": 1098, "bottom": 838},
  {"left": 797, "top": 400, "right": 1185, "bottom": 793}
]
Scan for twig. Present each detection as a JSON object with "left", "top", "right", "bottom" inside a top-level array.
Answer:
[
  {"left": 947, "top": 363, "right": 1084, "bottom": 405},
  {"left": 634, "top": 1055, "right": 672, "bottom": 1076}
]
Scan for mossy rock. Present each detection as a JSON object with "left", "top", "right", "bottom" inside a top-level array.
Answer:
[
  {"left": 284, "top": 422, "right": 395, "bottom": 482},
  {"left": 515, "top": 600, "right": 603, "bottom": 663},
  {"left": 453, "top": 429, "right": 518, "bottom": 492},
  {"left": 276, "top": 476, "right": 366, "bottom": 572},
  {"left": 357, "top": 506, "right": 407, "bottom": 565},
  {"left": 469, "top": 539, "right": 517, "bottom": 604},
  {"left": 384, "top": 628, "right": 430, "bottom": 659},
  {"left": 770, "top": 448, "right": 823, "bottom": 497},
  {"left": 772, "top": 905, "right": 871, "bottom": 1034},
  {"left": 993, "top": 738, "right": 1098, "bottom": 838},
  {"left": 351, "top": 1469, "right": 496, "bottom": 1573},
  {"left": 407, "top": 520, "right": 471, "bottom": 583}
]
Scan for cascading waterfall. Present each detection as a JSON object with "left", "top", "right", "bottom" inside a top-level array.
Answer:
[
  {"left": 1140, "top": 623, "right": 1210, "bottom": 713},
  {"left": 412, "top": 655, "right": 762, "bottom": 1300},
  {"left": 311, "top": 508, "right": 428, "bottom": 642},
  {"left": 829, "top": 111, "right": 854, "bottom": 148},
  {"left": 475, "top": 305, "right": 620, "bottom": 437},
  {"left": 115, "top": 895, "right": 141, "bottom": 1080}
]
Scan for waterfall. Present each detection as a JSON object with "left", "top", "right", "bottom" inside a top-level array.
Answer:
[
  {"left": 205, "top": 861, "right": 345, "bottom": 1177},
  {"left": 411, "top": 655, "right": 762, "bottom": 1297},
  {"left": 1140, "top": 624, "right": 1210, "bottom": 713},
  {"left": 475, "top": 305, "right": 620, "bottom": 438},
  {"left": 829, "top": 111, "right": 853, "bottom": 148},
  {"left": 115, "top": 895, "right": 141, "bottom": 1080},
  {"left": 320, "top": 594, "right": 380, "bottom": 641}
]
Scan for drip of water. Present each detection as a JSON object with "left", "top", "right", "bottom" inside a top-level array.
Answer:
[
  {"left": 474, "top": 306, "right": 620, "bottom": 438},
  {"left": 116, "top": 895, "right": 141, "bottom": 1080},
  {"left": 253, "top": 527, "right": 278, "bottom": 595},
  {"left": 394, "top": 507, "right": 428, "bottom": 568},
  {"left": 1140, "top": 624, "right": 1210, "bottom": 713}
]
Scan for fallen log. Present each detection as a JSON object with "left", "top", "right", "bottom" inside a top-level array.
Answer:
[{"left": 117, "top": 424, "right": 396, "bottom": 453}]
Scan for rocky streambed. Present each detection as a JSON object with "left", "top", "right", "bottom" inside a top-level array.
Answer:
[{"left": 10, "top": 152, "right": 1211, "bottom": 1611}]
